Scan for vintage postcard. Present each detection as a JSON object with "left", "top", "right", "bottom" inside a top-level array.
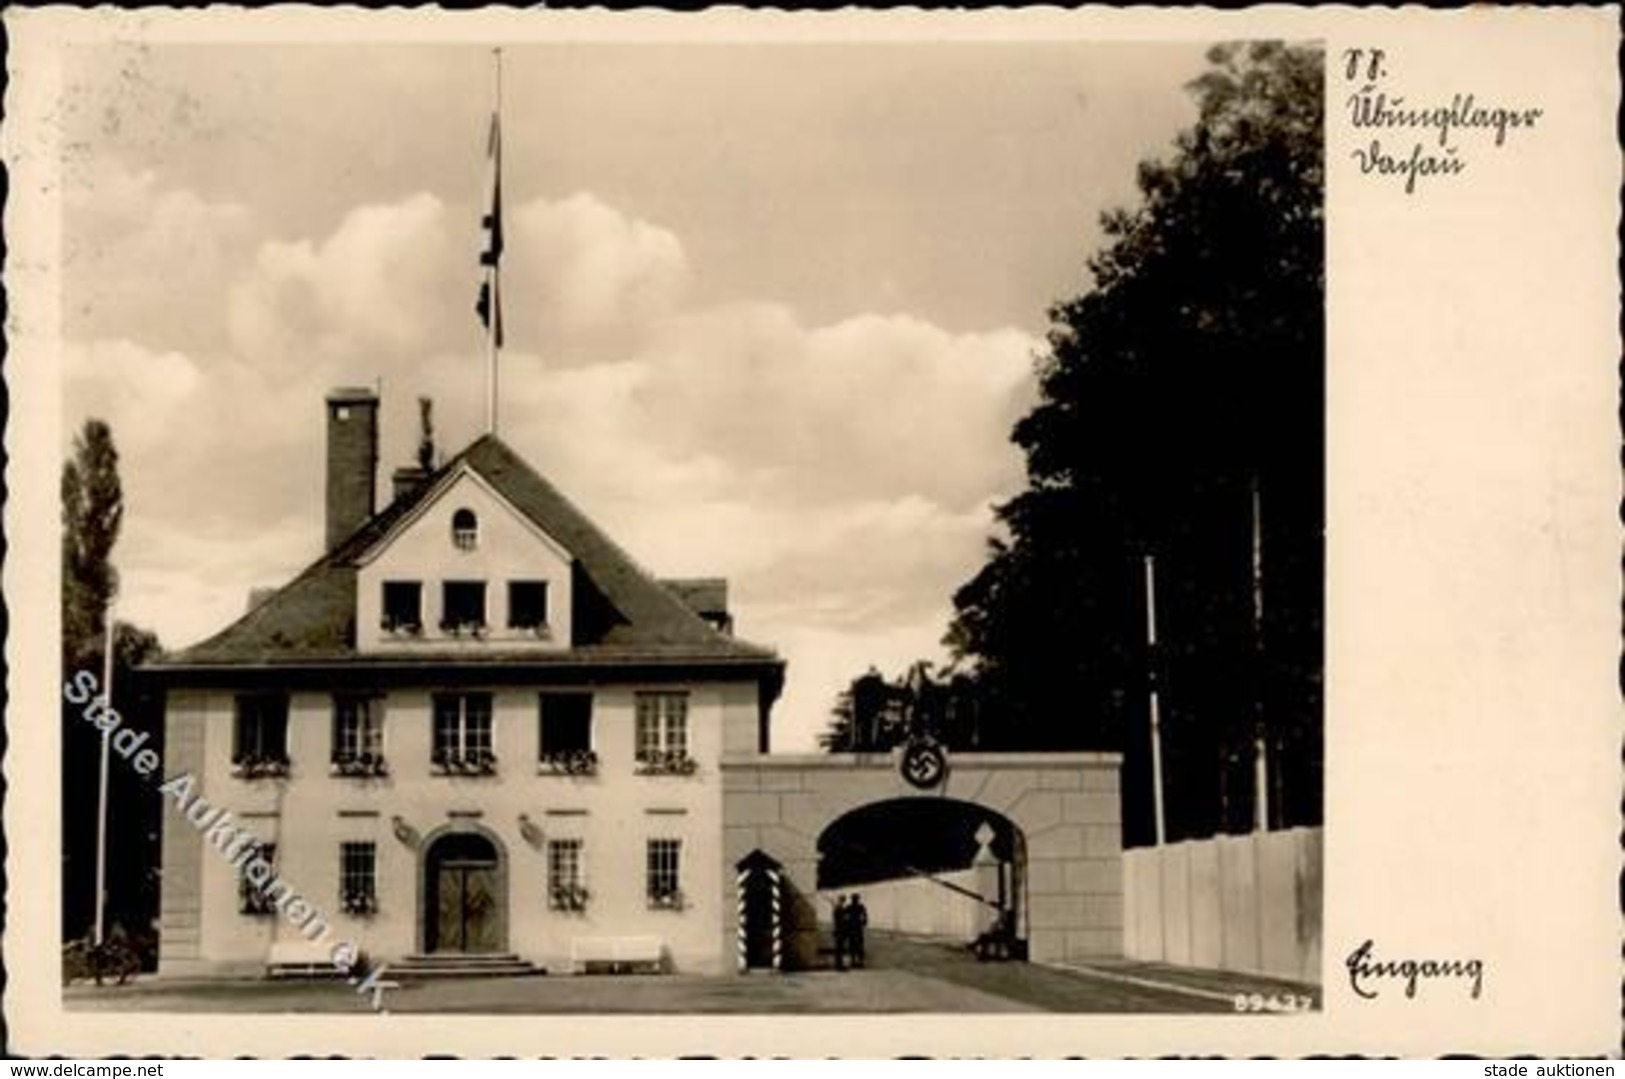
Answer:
[{"left": 3, "top": 5, "right": 1618, "bottom": 1058}]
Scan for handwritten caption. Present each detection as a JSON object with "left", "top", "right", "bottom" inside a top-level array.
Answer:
[
  {"left": 1345, "top": 938, "right": 1485, "bottom": 1001},
  {"left": 1343, "top": 48, "right": 1543, "bottom": 194}
]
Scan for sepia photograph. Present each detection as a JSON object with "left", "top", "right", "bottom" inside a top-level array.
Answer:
[
  {"left": 4, "top": 5, "right": 1617, "bottom": 1059},
  {"left": 52, "top": 34, "right": 1323, "bottom": 1016}
]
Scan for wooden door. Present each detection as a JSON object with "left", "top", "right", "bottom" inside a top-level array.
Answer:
[{"left": 431, "top": 860, "right": 501, "bottom": 953}]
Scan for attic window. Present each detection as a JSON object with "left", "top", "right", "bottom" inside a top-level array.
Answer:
[
  {"left": 508, "top": 581, "right": 549, "bottom": 632},
  {"left": 442, "top": 581, "right": 487, "bottom": 634},
  {"left": 452, "top": 508, "right": 478, "bottom": 551}
]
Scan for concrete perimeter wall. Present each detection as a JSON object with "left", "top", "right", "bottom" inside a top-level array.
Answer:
[{"left": 1122, "top": 826, "right": 1322, "bottom": 984}]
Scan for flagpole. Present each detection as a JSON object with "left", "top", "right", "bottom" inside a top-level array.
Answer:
[
  {"left": 1251, "top": 474, "right": 1270, "bottom": 833},
  {"left": 1143, "top": 554, "right": 1167, "bottom": 847},
  {"left": 485, "top": 48, "right": 503, "bottom": 436},
  {"left": 93, "top": 610, "right": 114, "bottom": 947}
]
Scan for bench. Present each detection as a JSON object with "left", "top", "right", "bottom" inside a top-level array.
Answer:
[
  {"left": 569, "top": 936, "right": 665, "bottom": 974},
  {"left": 267, "top": 939, "right": 345, "bottom": 979}
]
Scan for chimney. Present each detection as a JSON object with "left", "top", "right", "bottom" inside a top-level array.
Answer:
[
  {"left": 325, "top": 387, "right": 379, "bottom": 550},
  {"left": 389, "top": 394, "right": 435, "bottom": 503},
  {"left": 391, "top": 465, "right": 431, "bottom": 503}
]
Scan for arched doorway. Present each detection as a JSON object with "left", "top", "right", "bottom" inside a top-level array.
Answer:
[
  {"left": 816, "top": 798, "right": 1027, "bottom": 958},
  {"left": 422, "top": 830, "right": 506, "bottom": 954}
]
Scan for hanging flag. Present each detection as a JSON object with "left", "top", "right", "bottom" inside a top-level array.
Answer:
[{"left": 475, "top": 108, "right": 505, "bottom": 347}]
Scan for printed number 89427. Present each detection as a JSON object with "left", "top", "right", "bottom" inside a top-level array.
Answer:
[{"left": 1233, "top": 993, "right": 1316, "bottom": 1013}]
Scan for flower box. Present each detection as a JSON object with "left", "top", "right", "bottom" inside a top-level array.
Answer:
[
  {"left": 647, "top": 890, "right": 686, "bottom": 911},
  {"left": 549, "top": 885, "right": 590, "bottom": 912},
  {"left": 240, "top": 892, "right": 278, "bottom": 916},
  {"left": 539, "top": 749, "right": 599, "bottom": 776},
  {"left": 331, "top": 754, "right": 389, "bottom": 778},
  {"left": 232, "top": 756, "right": 290, "bottom": 780},
  {"left": 340, "top": 892, "right": 379, "bottom": 917},
  {"left": 635, "top": 751, "right": 697, "bottom": 777},
  {"left": 432, "top": 749, "right": 498, "bottom": 776}
]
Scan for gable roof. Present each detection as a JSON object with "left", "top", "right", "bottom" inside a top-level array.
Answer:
[{"left": 151, "top": 435, "right": 778, "bottom": 673}]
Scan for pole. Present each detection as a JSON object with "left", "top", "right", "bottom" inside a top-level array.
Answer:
[
  {"left": 1143, "top": 554, "right": 1167, "bottom": 846},
  {"left": 93, "top": 611, "right": 114, "bottom": 946},
  {"left": 485, "top": 47, "right": 503, "bottom": 436},
  {"left": 1251, "top": 475, "right": 1270, "bottom": 833}
]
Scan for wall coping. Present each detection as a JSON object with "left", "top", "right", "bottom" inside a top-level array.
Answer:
[{"left": 721, "top": 750, "right": 1122, "bottom": 771}]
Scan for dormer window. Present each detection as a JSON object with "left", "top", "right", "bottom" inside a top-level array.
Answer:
[{"left": 451, "top": 508, "right": 478, "bottom": 551}]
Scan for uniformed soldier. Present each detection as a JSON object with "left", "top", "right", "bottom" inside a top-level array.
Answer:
[{"left": 850, "top": 893, "right": 869, "bottom": 969}]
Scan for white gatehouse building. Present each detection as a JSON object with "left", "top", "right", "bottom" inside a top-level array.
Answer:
[{"left": 147, "top": 388, "right": 1126, "bottom": 979}]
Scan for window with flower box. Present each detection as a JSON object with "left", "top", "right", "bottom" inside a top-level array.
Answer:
[
  {"left": 331, "top": 695, "right": 387, "bottom": 776},
  {"left": 340, "top": 841, "right": 378, "bottom": 916},
  {"left": 233, "top": 694, "right": 289, "bottom": 778},
  {"left": 381, "top": 581, "right": 422, "bottom": 634},
  {"left": 432, "top": 692, "right": 495, "bottom": 773},
  {"left": 441, "top": 581, "right": 487, "bottom": 635},
  {"left": 238, "top": 842, "right": 278, "bottom": 915},
  {"left": 539, "top": 692, "right": 595, "bottom": 774},
  {"left": 635, "top": 692, "right": 694, "bottom": 775},
  {"left": 547, "top": 839, "right": 588, "bottom": 911},
  {"left": 508, "top": 580, "right": 550, "bottom": 634}
]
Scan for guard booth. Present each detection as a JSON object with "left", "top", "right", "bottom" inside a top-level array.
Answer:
[{"left": 735, "top": 849, "right": 785, "bottom": 971}]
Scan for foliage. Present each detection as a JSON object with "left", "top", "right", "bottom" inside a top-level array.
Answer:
[
  {"left": 61, "top": 420, "right": 124, "bottom": 668},
  {"left": 946, "top": 41, "right": 1325, "bottom": 842},
  {"left": 61, "top": 419, "right": 167, "bottom": 946},
  {"left": 823, "top": 44, "right": 1325, "bottom": 845}
]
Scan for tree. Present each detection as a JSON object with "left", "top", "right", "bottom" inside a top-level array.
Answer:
[
  {"left": 945, "top": 43, "right": 1324, "bottom": 845},
  {"left": 60, "top": 419, "right": 166, "bottom": 957},
  {"left": 62, "top": 420, "right": 124, "bottom": 669}
]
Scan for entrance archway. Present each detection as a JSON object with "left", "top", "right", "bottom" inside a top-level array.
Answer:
[
  {"left": 817, "top": 798, "right": 1027, "bottom": 955},
  {"left": 421, "top": 829, "right": 507, "bottom": 954},
  {"left": 720, "top": 750, "right": 1122, "bottom": 970}
]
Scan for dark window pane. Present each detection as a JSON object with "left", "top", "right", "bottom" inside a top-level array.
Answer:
[
  {"left": 508, "top": 581, "right": 549, "bottom": 629},
  {"left": 382, "top": 581, "right": 422, "bottom": 631},
  {"left": 540, "top": 693, "right": 593, "bottom": 754},
  {"left": 442, "top": 581, "right": 486, "bottom": 629}
]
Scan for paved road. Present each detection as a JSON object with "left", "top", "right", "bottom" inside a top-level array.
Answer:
[{"left": 64, "top": 933, "right": 1314, "bottom": 1015}]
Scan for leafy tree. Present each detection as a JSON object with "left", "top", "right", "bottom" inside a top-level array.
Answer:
[
  {"left": 62, "top": 420, "right": 124, "bottom": 669},
  {"left": 61, "top": 419, "right": 166, "bottom": 955},
  {"left": 945, "top": 42, "right": 1324, "bottom": 844}
]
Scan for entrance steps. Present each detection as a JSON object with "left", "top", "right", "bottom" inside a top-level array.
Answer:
[{"left": 389, "top": 952, "right": 545, "bottom": 980}]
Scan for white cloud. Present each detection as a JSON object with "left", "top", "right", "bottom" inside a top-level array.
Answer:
[
  {"left": 67, "top": 184, "right": 1039, "bottom": 748},
  {"left": 228, "top": 192, "right": 460, "bottom": 364},
  {"left": 504, "top": 192, "right": 691, "bottom": 361}
]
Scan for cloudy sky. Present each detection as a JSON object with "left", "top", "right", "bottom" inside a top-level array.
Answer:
[{"left": 62, "top": 39, "right": 1209, "bottom": 750}]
